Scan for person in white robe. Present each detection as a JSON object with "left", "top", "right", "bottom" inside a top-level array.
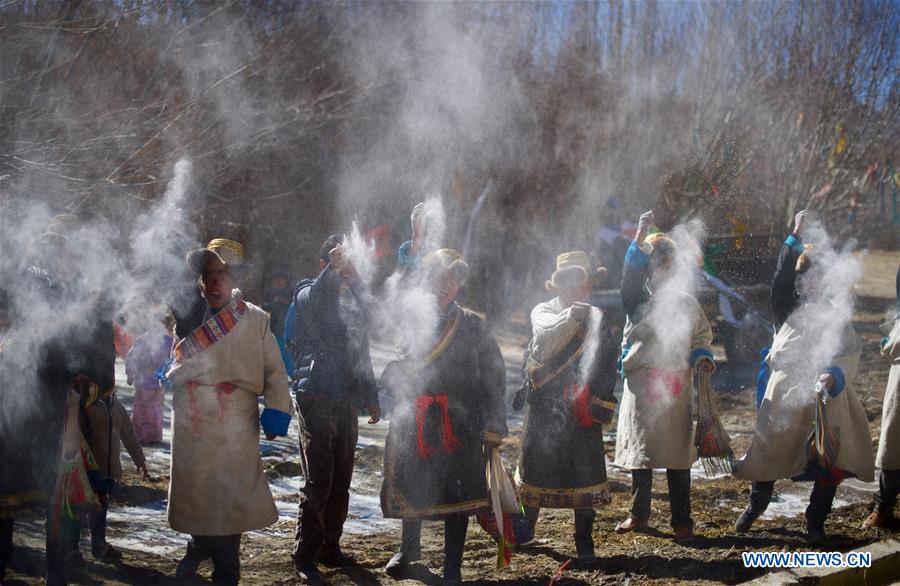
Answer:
[
  {"left": 164, "top": 238, "right": 293, "bottom": 585},
  {"left": 862, "top": 265, "right": 900, "bottom": 529},
  {"left": 613, "top": 211, "right": 715, "bottom": 542},
  {"left": 733, "top": 240, "right": 874, "bottom": 543}
]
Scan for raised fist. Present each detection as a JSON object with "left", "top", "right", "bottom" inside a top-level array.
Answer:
[{"left": 636, "top": 210, "right": 655, "bottom": 245}]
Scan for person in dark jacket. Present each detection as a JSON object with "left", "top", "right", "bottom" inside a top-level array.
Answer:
[
  {"left": 380, "top": 249, "right": 507, "bottom": 585},
  {"left": 291, "top": 234, "right": 380, "bottom": 585}
]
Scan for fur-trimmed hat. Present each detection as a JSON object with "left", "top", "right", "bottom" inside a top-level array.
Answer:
[
  {"left": 186, "top": 238, "right": 245, "bottom": 274},
  {"left": 545, "top": 251, "right": 607, "bottom": 292},
  {"left": 422, "top": 248, "right": 469, "bottom": 284},
  {"left": 795, "top": 244, "right": 814, "bottom": 273},
  {"left": 645, "top": 232, "right": 677, "bottom": 256}
]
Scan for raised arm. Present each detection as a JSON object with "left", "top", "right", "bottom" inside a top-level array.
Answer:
[
  {"left": 770, "top": 210, "right": 808, "bottom": 326},
  {"left": 299, "top": 264, "right": 341, "bottom": 310},
  {"left": 621, "top": 210, "right": 655, "bottom": 318}
]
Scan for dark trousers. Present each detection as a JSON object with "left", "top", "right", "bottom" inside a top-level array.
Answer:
[
  {"left": 748, "top": 479, "right": 838, "bottom": 527},
  {"left": 523, "top": 506, "right": 595, "bottom": 553},
  {"left": 399, "top": 516, "right": 468, "bottom": 579},
  {"left": 1, "top": 516, "right": 13, "bottom": 581},
  {"left": 630, "top": 469, "right": 692, "bottom": 529},
  {"left": 184, "top": 534, "right": 241, "bottom": 585},
  {"left": 293, "top": 395, "right": 358, "bottom": 566},
  {"left": 88, "top": 499, "right": 109, "bottom": 555},
  {"left": 874, "top": 469, "right": 900, "bottom": 516}
]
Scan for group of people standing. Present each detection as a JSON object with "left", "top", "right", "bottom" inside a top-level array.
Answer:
[
  {"left": 1, "top": 202, "right": 897, "bottom": 586},
  {"left": 288, "top": 204, "right": 900, "bottom": 584}
]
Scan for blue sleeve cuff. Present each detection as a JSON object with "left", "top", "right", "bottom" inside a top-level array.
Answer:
[
  {"left": 260, "top": 408, "right": 291, "bottom": 436},
  {"left": 624, "top": 241, "right": 650, "bottom": 268},
  {"left": 155, "top": 358, "right": 174, "bottom": 389},
  {"left": 784, "top": 234, "right": 804, "bottom": 253},
  {"left": 690, "top": 348, "right": 714, "bottom": 366},
  {"left": 397, "top": 240, "right": 418, "bottom": 268},
  {"left": 822, "top": 366, "right": 845, "bottom": 396}
]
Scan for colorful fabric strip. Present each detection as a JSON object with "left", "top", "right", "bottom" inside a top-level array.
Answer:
[{"left": 173, "top": 298, "right": 247, "bottom": 364}]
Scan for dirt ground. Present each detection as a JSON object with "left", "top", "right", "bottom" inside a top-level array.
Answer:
[{"left": 4, "top": 250, "right": 899, "bottom": 585}]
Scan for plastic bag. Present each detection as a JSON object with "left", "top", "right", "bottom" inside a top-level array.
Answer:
[{"left": 49, "top": 390, "right": 100, "bottom": 539}]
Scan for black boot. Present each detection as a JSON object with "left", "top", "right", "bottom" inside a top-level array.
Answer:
[
  {"left": 574, "top": 509, "right": 596, "bottom": 565},
  {"left": 805, "top": 518, "right": 826, "bottom": 544},
  {"left": 735, "top": 506, "right": 761, "bottom": 533},
  {"left": 443, "top": 516, "right": 468, "bottom": 585},
  {"left": 176, "top": 539, "right": 207, "bottom": 579},
  {"left": 385, "top": 519, "right": 422, "bottom": 577},
  {"left": 736, "top": 481, "right": 774, "bottom": 533}
]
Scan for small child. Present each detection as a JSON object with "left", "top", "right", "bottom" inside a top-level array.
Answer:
[{"left": 76, "top": 384, "right": 148, "bottom": 561}]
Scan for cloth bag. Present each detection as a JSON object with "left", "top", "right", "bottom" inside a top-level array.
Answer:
[
  {"left": 806, "top": 383, "right": 841, "bottom": 469},
  {"left": 694, "top": 369, "right": 734, "bottom": 476},
  {"left": 486, "top": 447, "right": 520, "bottom": 569}
]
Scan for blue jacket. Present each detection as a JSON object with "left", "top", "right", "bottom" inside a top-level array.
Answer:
[{"left": 289, "top": 264, "right": 378, "bottom": 407}]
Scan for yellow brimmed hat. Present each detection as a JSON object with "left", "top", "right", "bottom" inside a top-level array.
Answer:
[
  {"left": 186, "top": 238, "right": 245, "bottom": 274},
  {"left": 546, "top": 251, "right": 607, "bottom": 292},
  {"left": 422, "top": 248, "right": 469, "bottom": 283}
]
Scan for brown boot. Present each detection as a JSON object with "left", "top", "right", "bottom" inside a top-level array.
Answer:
[
  {"left": 614, "top": 516, "right": 648, "bottom": 534},
  {"left": 674, "top": 526, "right": 694, "bottom": 542}
]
